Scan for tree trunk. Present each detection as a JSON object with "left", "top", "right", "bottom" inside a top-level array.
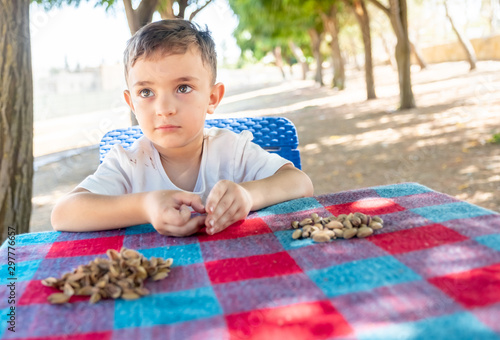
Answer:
[
  {"left": 123, "top": 0, "right": 159, "bottom": 125},
  {"left": 410, "top": 40, "right": 427, "bottom": 69},
  {"left": 380, "top": 33, "right": 397, "bottom": 69},
  {"left": 444, "top": 0, "right": 477, "bottom": 71},
  {"left": 352, "top": 0, "right": 376, "bottom": 99},
  {"left": 392, "top": 0, "right": 415, "bottom": 109},
  {"left": 321, "top": 6, "right": 346, "bottom": 90},
  {"left": 369, "top": 0, "right": 415, "bottom": 109},
  {"left": 273, "top": 46, "right": 286, "bottom": 79},
  {"left": 176, "top": 0, "right": 188, "bottom": 18},
  {"left": 288, "top": 41, "right": 309, "bottom": 80},
  {"left": 158, "top": 0, "right": 176, "bottom": 19},
  {"left": 0, "top": 0, "right": 34, "bottom": 242},
  {"left": 308, "top": 28, "right": 324, "bottom": 86},
  {"left": 348, "top": 36, "right": 362, "bottom": 70}
]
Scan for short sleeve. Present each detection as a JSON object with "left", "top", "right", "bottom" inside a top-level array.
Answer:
[
  {"left": 233, "top": 130, "right": 291, "bottom": 183},
  {"left": 77, "top": 145, "right": 132, "bottom": 195}
]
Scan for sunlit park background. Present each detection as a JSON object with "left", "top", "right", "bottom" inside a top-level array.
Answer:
[{"left": 1, "top": 0, "right": 499, "bottom": 239}]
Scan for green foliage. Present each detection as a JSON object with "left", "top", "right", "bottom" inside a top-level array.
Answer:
[
  {"left": 489, "top": 132, "right": 500, "bottom": 144},
  {"left": 31, "top": 0, "right": 116, "bottom": 11},
  {"left": 228, "top": 0, "right": 329, "bottom": 63}
]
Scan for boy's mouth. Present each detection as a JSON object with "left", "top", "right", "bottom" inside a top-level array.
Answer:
[{"left": 156, "top": 124, "right": 181, "bottom": 131}]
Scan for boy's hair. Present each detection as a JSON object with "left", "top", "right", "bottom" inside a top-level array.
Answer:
[{"left": 124, "top": 19, "right": 217, "bottom": 84}]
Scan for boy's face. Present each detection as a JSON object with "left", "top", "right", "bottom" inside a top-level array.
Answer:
[{"left": 124, "top": 47, "right": 224, "bottom": 156}]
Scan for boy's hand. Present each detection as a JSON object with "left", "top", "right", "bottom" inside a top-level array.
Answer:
[
  {"left": 205, "top": 180, "right": 253, "bottom": 235},
  {"left": 144, "top": 190, "right": 206, "bottom": 237}
]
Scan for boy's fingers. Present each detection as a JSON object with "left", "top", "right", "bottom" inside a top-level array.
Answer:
[
  {"left": 205, "top": 181, "right": 229, "bottom": 214},
  {"left": 158, "top": 215, "right": 206, "bottom": 237},
  {"left": 211, "top": 203, "right": 242, "bottom": 234},
  {"left": 174, "top": 192, "right": 206, "bottom": 213},
  {"left": 206, "top": 194, "right": 231, "bottom": 228},
  {"left": 163, "top": 204, "right": 191, "bottom": 226}
]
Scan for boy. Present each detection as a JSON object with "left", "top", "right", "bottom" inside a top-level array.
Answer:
[{"left": 51, "top": 19, "right": 313, "bottom": 236}]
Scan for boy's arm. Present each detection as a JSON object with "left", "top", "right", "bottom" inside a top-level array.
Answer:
[
  {"left": 51, "top": 188, "right": 206, "bottom": 236},
  {"left": 205, "top": 164, "right": 313, "bottom": 234},
  {"left": 240, "top": 164, "right": 313, "bottom": 210}
]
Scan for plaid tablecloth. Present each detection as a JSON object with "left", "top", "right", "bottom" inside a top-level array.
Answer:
[{"left": 1, "top": 182, "right": 500, "bottom": 339}]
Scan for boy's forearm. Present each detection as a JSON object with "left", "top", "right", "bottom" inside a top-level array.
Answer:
[
  {"left": 240, "top": 165, "right": 314, "bottom": 211},
  {"left": 51, "top": 191, "right": 149, "bottom": 232}
]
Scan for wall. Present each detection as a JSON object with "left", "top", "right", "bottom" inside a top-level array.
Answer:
[{"left": 421, "top": 35, "right": 500, "bottom": 63}]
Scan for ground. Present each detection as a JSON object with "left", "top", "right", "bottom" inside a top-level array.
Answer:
[{"left": 30, "top": 61, "right": 500, "bottom": 232}]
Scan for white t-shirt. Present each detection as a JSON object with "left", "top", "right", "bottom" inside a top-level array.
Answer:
[{"left": 78, "top": 127, "right": 291, "bottom": 203}]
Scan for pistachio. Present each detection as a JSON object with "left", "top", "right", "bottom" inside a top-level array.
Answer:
[
  {"left": 343, "top": 228, "right": 358, "bottom": 239},
  {"left": 311, "top": 225, "right": 322, "bottom": 233},
  {"left": 350, "top": 216, "right": 362, "bottom": 227},
  {"left": 41, "top": 277, "right": 58, "bottom": 287},
  {"left": 292, "top": 229, "right": 303, "bottom": 239},
  {"left": 152, "top": 271, "right": 169, "bottom": 281},
  {"left": 299, "top": 218, "right": 313, "bottom": 226},
  {"left": 89, "top": 292, "right": 101, "bottom": 304},
  {"left": 343, "top": 219, "right": 353, "bottom": 229},
  {"left": 313, "top": 223, "right": 323, "bottom": 230},
  {"left": 312, "top": 231, "right": 331, "bottom": 243},
  {"left": 48, "top": 293, "right": 71, "bottom": 304},
  {"left": 370, "top": 222, "right": 383, "bottom": 230},
  {"left": 333, "top": 229, "right": 344, "bottom": 238},
  {"left": 325, "top": 230, "right": 336, "bottom": 239},
  {"left": 357, "top": 226, "right": 374, "bottom": 238},
  {"left": 291, "top": 221, "right": 300, "bottom": 229},
  {"left": 325, "top": 221, "right": 343, "bottom": 230}
]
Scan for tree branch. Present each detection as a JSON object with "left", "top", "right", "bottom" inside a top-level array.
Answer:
[
  {"left": 189, "top": 0, "right": 213, "bottom": 21},
  {"left": 136, "top": 0, "right": 159, "bottom": 26},
  {"left": 122, "top": 0, "right": 137, "bottom": 34},
  {"left": 367, "top": 0, "right": 390, "bottom": 16}
]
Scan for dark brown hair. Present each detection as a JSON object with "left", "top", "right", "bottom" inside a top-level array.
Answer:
[{"left": 124, "top": 19, "right": 217, "bottom": 84}]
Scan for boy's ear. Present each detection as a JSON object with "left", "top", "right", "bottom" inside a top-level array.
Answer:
[
  {"left": 207, "top": 82, "right": 225, "bottom": 115},
  {"left": 123, "top": 90, "right": 135, "bottom": 113}
]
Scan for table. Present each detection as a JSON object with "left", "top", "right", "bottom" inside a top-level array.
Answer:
[{"left": 1, "top": 182, "right": 500, "bottom": 339}]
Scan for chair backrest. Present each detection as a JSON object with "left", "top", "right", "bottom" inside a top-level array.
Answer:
[{"left": 99, "top": 117, "right": 302, "bottom": 169}]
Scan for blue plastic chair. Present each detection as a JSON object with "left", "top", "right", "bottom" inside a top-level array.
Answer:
[{"left": 99, "top": 117, "right": 302, "bottom": 169}]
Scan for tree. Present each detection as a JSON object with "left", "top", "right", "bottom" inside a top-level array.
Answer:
[
  {"left": 229, "top": 0, "right": 314, "bottom": 81},
  {"left": 444, "top": 0, "right": 477, "bottom": 71},
  {"left": 123, "top": 0, "right": 159, "bottom": 34},
  {"left": 369, "top": 0, "right": 416, "bottom": 109},
  {"left": 320, "top": 2, "right": 346, "bottom": 90},
  {"left": 0, "top": 0, "right": 34, "bottom": 242},
  {"left": 308, "top": 26, "right": 325, "bottom": 86},
  {"left": 157, "top": 0, "right": 213, "bottom": 20},
  {"left": 345, "top": 0, "right": 376, "bottom": 99}
]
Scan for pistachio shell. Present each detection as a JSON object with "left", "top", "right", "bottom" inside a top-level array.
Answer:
[
  {"left": 292, "top": 229, "right": 303, "bottom": 239},
  {"left": 343, "top": 228, "right": 358, "bottom": 239},
  {"left": 312, "top": 231, "right": 331, "bottom": 243},
  {"left": 325, "top": 221, "right": 344, "bottom": 229},
  {"left": 48, "top": 293, "right": 71, "bottom": 304},
  {"left": 357, "top": 226, "right": 373, "bottom": 238}
]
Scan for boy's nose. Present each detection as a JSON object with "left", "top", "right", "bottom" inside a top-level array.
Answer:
[{"left": 155, "top": 96, "right": 176, "bottom": 116}]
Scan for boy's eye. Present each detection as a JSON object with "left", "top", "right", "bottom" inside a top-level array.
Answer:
[
  {"left": 139, "top": 89, "right": 154, "bottom": 98},
  {"left": 177, "top": 85, "right": 193, "bottom": 94}
]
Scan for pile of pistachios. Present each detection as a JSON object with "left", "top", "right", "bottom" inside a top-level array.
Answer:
[{"left": 291, "top": 212, "right": 384, "bottom": 242}]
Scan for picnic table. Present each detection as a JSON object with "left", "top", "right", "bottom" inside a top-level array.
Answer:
[{"left": 1, "top": 182, "right": 500, "bottom": 339}]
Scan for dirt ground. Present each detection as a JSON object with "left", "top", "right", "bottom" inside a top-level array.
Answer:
[{"left": 30, "top": 61, "right": 500, "bottom": 232}]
